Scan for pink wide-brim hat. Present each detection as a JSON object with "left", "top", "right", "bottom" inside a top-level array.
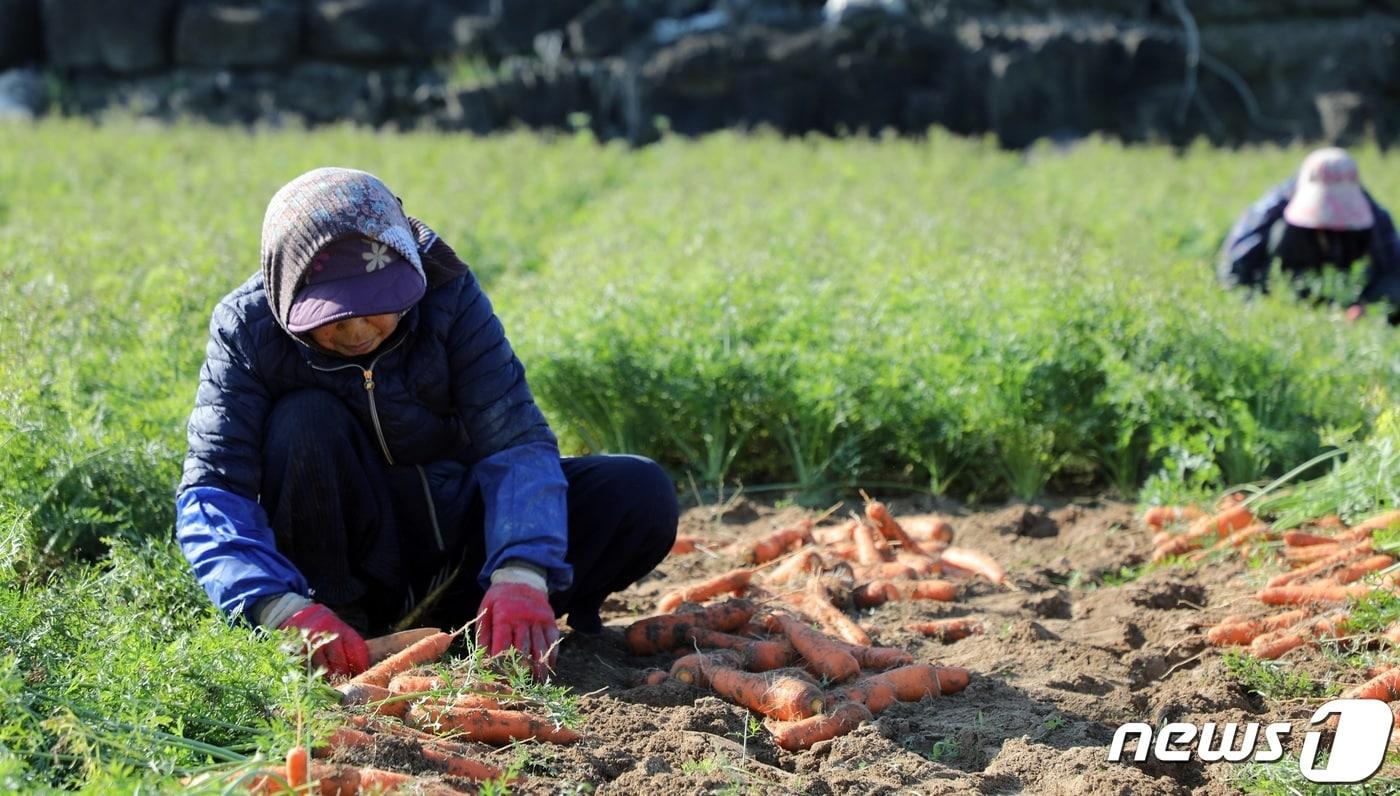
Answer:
[{"left": 1283, "top": 147, "right": 1375, "bottom": 231}]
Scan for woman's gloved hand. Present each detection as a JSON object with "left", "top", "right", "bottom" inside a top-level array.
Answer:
[
  {"left": 477, "top": 564, "right": 559, "bottom": 678},
  {"left": 279, "top": 603, "right": 370, "bottom": 677}
]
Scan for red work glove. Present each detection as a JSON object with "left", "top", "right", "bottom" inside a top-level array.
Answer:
[
  {"left": 477, "top": 579, "right": 560, "bottom": 679},
  {"left": 1345, "top": 303, "right": 1366, "bottom": 323},
  {"left": 280, "top": 603, "right": 370, "bottom": 678}
]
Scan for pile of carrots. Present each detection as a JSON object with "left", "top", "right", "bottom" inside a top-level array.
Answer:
[
  {"left": 1161, "top": 508, "right": 1400, "bottom": 661},
  {"left": 638, "top": 499, "right": 998, "bottom": 749},
  {"left": 234, "top": 628, "right": 581, "bottom": 794},
  {"left": 667, "top": 498, "right": 1005, "bottom": 646},
  {"left": 626, "top": 597, "right": 970, "bottom": 750}
]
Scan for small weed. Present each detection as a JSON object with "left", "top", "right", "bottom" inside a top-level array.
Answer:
[
  {"left": 928, "top": 737, "right": 961, "bottom": 763},
  {"left": 1222, "top": 651, "right": 1329, "bottom": 700},
  {"left": 1040, "top": 714, "right": 1066, "bottom": 733}
]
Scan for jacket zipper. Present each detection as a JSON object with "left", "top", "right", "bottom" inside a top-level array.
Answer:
[
  {"left": 309, "top": 336, "right": 405, "bottom": 465},
  {"left": 308, "top": 335, "right": 443, "bottom": 551}
]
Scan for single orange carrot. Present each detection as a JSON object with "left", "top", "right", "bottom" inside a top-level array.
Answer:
[
  {"left": 864, "top": 664, "right": 970, "bottom": 701},
  {"left": 741, "top": 521, "right": 814, "bottom": 565},
  {"left": 903, "top": 516, "right": 955, "bottom": 544},
  {"left": 657, "top": 569, "right": 755, "bottom": 613},
  {"left": 764, "top": 702, "right": 872, "bottom": 751},
  {"left": 1284, "top": 530, "right": 1338, "bottom": 547},
  {"left": 1205, "top": 608, "right": 1311, "bottom": 646},
  {"left": 1344, "top": 667, "right": 1400, "bottom": 701},
  {"left": 765, "top": 550, "right": 824, "bottom": 585},
  {"left": 388, "top": 674, "right": 447, "bottom": 695},
  {"left": 419, "top": 745, "right": 505, "bottom": 781},
  {"left": 1266, "top": 543, "right": 1372, "bottom": 588},
  {"left": 937, "top": 547, "right": 1006, "bottom": 585},
  {"left": 1248, "top": 630, "right": 1310, "bottom": 660},
  {"left": 634, "top": 669, "right": 670, "bottom": 687},
  {"left": 772, "top": 613, "right": 860, "bottom": 683},
  {"left": 840, "top": 642, "right": 913, "bottom": 670},
  {"left": 350, "top": 632, "right": 454, "bottom": 688},
  {"left": 852, "top": 580, "right": 901, "bottom": 609},
  {"left": 812, "top": 520, "right": 857, "bottom": 546},
  {"left": 1284, "top": 543, "right": 1343, "bottom": 563},
  {"left": 900, "top": 579, "right": 959, "bottom": 602},
  {"left": 624, "top": 598, "right": 755, "bottom": 655},
  {"left": 803, "top": 580, "right": 873, "bottom": 646},
  {"left": 1336, "top": 510, "right": 1400, "bottom": 543},
  {"left": 1332, "top": 554, "right": 1395, "bottom": 584},
  {"left": 364, "top": 628, "right": 443, "bottom": 667},
  {"left": 685, "top": 627, "right": 794, "bottom": 671},
  {"left": 828, "top": 677, "right": 897, "bottom": 714},
  {"left": 670, "top": 535, "right": 703, "bottom": 555},
  {"left": 852, "top": 522, "right": 885, "bottom": 566},
  {"left": 910, "top": 617, "right": 984, "bottom": 642},
  {"left": 314, "top": 726, "right": 375, "bottom": 756},
  {"left": 861, "top": 562, "right": 919, "bottom": 581},
  {"left": 865, "top": 501, "right": 927, "bottom": 556},
  {"left": 1154, "top": 505, "right": 1256, "bottom": 561},
  {"left": 705, "top": 663, "right": 825, "bottom": 720},
  {"left": 408, "top": 704, "right": 581, "bottom": 744},
  {"left": 336, "top": 682, "right": 409, "bottom": 718},
  {"left": 669, "top": 650, "right": 743, "bottom": 687},
  {"left": 1256, "top": 583, "right": 1371, "bottom": 606},
  {"left": 897, "top": 553, "right": 943, "bottom": 576},
  {"left": 1142, "top": 506, "right": 1206, "bottom": 530},
  {"left": 285, "top": 745, "right": 309, "bottom": 789}
]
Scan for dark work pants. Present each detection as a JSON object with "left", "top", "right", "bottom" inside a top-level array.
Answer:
[{"left": 259, "top": 390, "right": 678, "bottom": 636}]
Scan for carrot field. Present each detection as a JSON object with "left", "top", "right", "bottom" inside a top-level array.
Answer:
[{"left": 1, "top": 121, "right": 1398, "bottom": 793}]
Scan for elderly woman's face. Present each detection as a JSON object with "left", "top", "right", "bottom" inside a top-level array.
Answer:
[{"left": 309, "top": 313, "right": 401, "bottom": 357}]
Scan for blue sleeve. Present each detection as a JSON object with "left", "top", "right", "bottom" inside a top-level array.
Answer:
[
  {"left": 471, "top": 440, "right": 572, "bottom": 592},
  {"left": 176, "top": 486, "right": 310, "bottom": 622},
  {"left": 1219, "top": 180, "right": 1292, "bottom": 291},
  {"left": 1361, "top": 199, "right": 1400, "bottom": 305}
]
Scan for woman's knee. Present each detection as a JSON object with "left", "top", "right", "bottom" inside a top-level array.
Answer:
[
  {"left": 264, "top": 389, "right": 355, "bottom": 459},
  {"left": 615, "top": 455, "right": 679, "bottom": 539}
]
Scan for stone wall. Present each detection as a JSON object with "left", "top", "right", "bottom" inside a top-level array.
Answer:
[{"left": 1, "top": 0, "right": 1397, "bottom": 147}]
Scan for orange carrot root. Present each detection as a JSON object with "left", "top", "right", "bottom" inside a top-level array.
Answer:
[
  {"left": 350, "top": 632, "right": 454, "bottom": 688},
  {"left": 901, "top": 579, "right": 959, "bottom": 602},
  {"left": 765, "top": 702, "right": 873, "bottom": 751},
  {"left": 1142, "top": 506, "right": 1206, "bottom": 530},
  {"left": 773, "top": 613, "right": 860, "bottom": 683},
  {"left": 864, "top": 664, "right": 971, "bottom": 701},
  {"left": 285, "top": 746, "right": 309, "bottom": 789},
  {"left": 686, "top": 627, "right": 795, "bottom": 671},
  {"left": 657, "top": 569, "right": 755, "bottom": 613},
  {"left": 865, "top": 501, "right": 927, "bottom": 556},
  {"left": 937, "top": 547, "right": 1006, "bottom": 585},
  {"left": 670, "top": 536, "right": 703, "bottom": 555},
  {"left": 1256, "top": 584, "right": 1371, "bottom": 606},
  {"left": 624, "top": 598, "right": 756, "bottom": 655},
  {"left": 1344, "top": 667, "right": 1400, "bottom": 701},
  {"left": 852, "top": 580, "right": 901, "bottom": 608},
  {"left": 408, "top": 704, "right": 581, "bottom": 745},
  {"left": 741, "top": 521, "right": 814, "bottom": 565},
  {"left": 852, "top": 522, "right": 885, "bottom": 566},
  {"left": 336, "top": 683, "right": 409, "bottom": 718},
  {"left": 1205, "top": 608, "right": 1311, "bottom": 646},
  {"left": 705, "top": 663, "right": 825, "bottom": 721},
  {"left": 910, "top": 617, "right": 984, "bottom": 642}
]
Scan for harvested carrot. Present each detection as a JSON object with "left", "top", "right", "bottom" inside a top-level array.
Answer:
[
  {"left": 772, "top": 614, "right": 860, "bottom": 683},
  {"left": 741, "top": 521, "right": 814, "bottom": 565},
  {"left": 865, "top": 501, "right": 927, "bottom": 556},
  {"left": 938, "top": 547, "right": 1006, "bottom": 585},
  {"left": 1284, "top": 530, "right": 1337, "bottom": 547},
  {"left": 336, "top": 683, "right": 409, "bottom": 718},
  {"left": 624, "top": 598, "right": 755, "bottom": 655},
  {"left": 670, "top": 535, "right": 703, "bottom": 555},
  {"left": 1257, "top": 584, "right": 1371, "bottom": 606},
  {"left": 803, "top": 581, "right": 872, "bottom": 646},
  {"left": 635, "top": 669, "right": 669, "bottom": 687},
  {"left": 852, "top": 523, "right": 884, "bottom": 566},
  {"left": 1384, "top": 622, "right": 1400, "bottom": 647},
  {"left": 388, "top": 674, "right": 446, "bottom": 695},
  {"left": 1205, "top": 608, "right": 1311, "bottom": 646},
  {"left": 1190, "top": 523, "right": 1274, "bottom": 561},
  {"left": 911, "top": 617, "right": 984, "bottom": 642},
  {"left": 841, "top": 642, "right": 913, "bottom": 670},
  {"left": 670, "top": 651, "right": 736, "bottom": 687},
  {"left": 1332, "top": 554, "right": 1395, "bottom": 584},
  {"left": 765, "top": 550, "right": 823, "bottom": 585},
  {"left": 812, "top": 521, "right": 857, "bottom": 546},
  {"left": 904, "top": 516, "right": 955, "bottom": 544},
  {"left": 1248, "top": 630, "right": 1309, "bottom": 660},
  {"left": 865, "top": 664, "right": 970, "bottom": 701},
  {"left": 286, "top": 745, "right": 309, "bottom": 789},
  {"left": 1315, "top": 515, "right": 1346, "bottom": 530},
  {"left": 896, "top": 553, "right": 942, "bottom": 576},
  {"left": 1142, "top": 506, "right": 1206, "bottom": 530},
  {"left": 451, "top": 693, "right": 504, "bottom": 710},
  {"left": 828, "top": 677, "right": 897, "bottom": 714},
  {"left": 686, "top": 627, "right": 794, "bottom": 671},
  {"left": 365, "top": 628, "right": 442, "bottom": 667},
  {"left": 657, "top": 568, "right": 755, "bottom": 613},
  {"left": 765, "top": 701, "right": 872, "bottom": 751},
  {"left": 1153, "top": 505, "right": 1256, "bottom": 561},
  {"left": 1336, "top": 510, "right": 1400, "bottom": 542},
  {"left": 419, "top": 745, "right": 505, "bottom": 782},
  {"left": 1150, "top": 530, "right": 1174, "bottom": 548},
  {"left": 852, "top": 580, "right": 901, "bottom": 608},
  {"left": 1284, "top": 543, "right": 1342, "bottom": 563},
  {"left": 861, "top": 562, "right": 918, "bottom": 581},
  {"left": 705, "top": 663, "right": 824, "bottom": 720},
  {"left": 1266, "top": 543, "right": 1372, "bottom": 588},
  {"left": 1344, "top": 666, "right": 1400, "bottom": 701},
  {"left": 351, "top": 632, "right": 454, "bottom": 688},
  {"left": 408, "top": 704, "right": 581, "bottom": 745},
  {"left": 315, "top": 726, "right": 375, "bottom": 756},
  {"left": 901, "top": 580, "right": 959, "bottom": 602}
]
